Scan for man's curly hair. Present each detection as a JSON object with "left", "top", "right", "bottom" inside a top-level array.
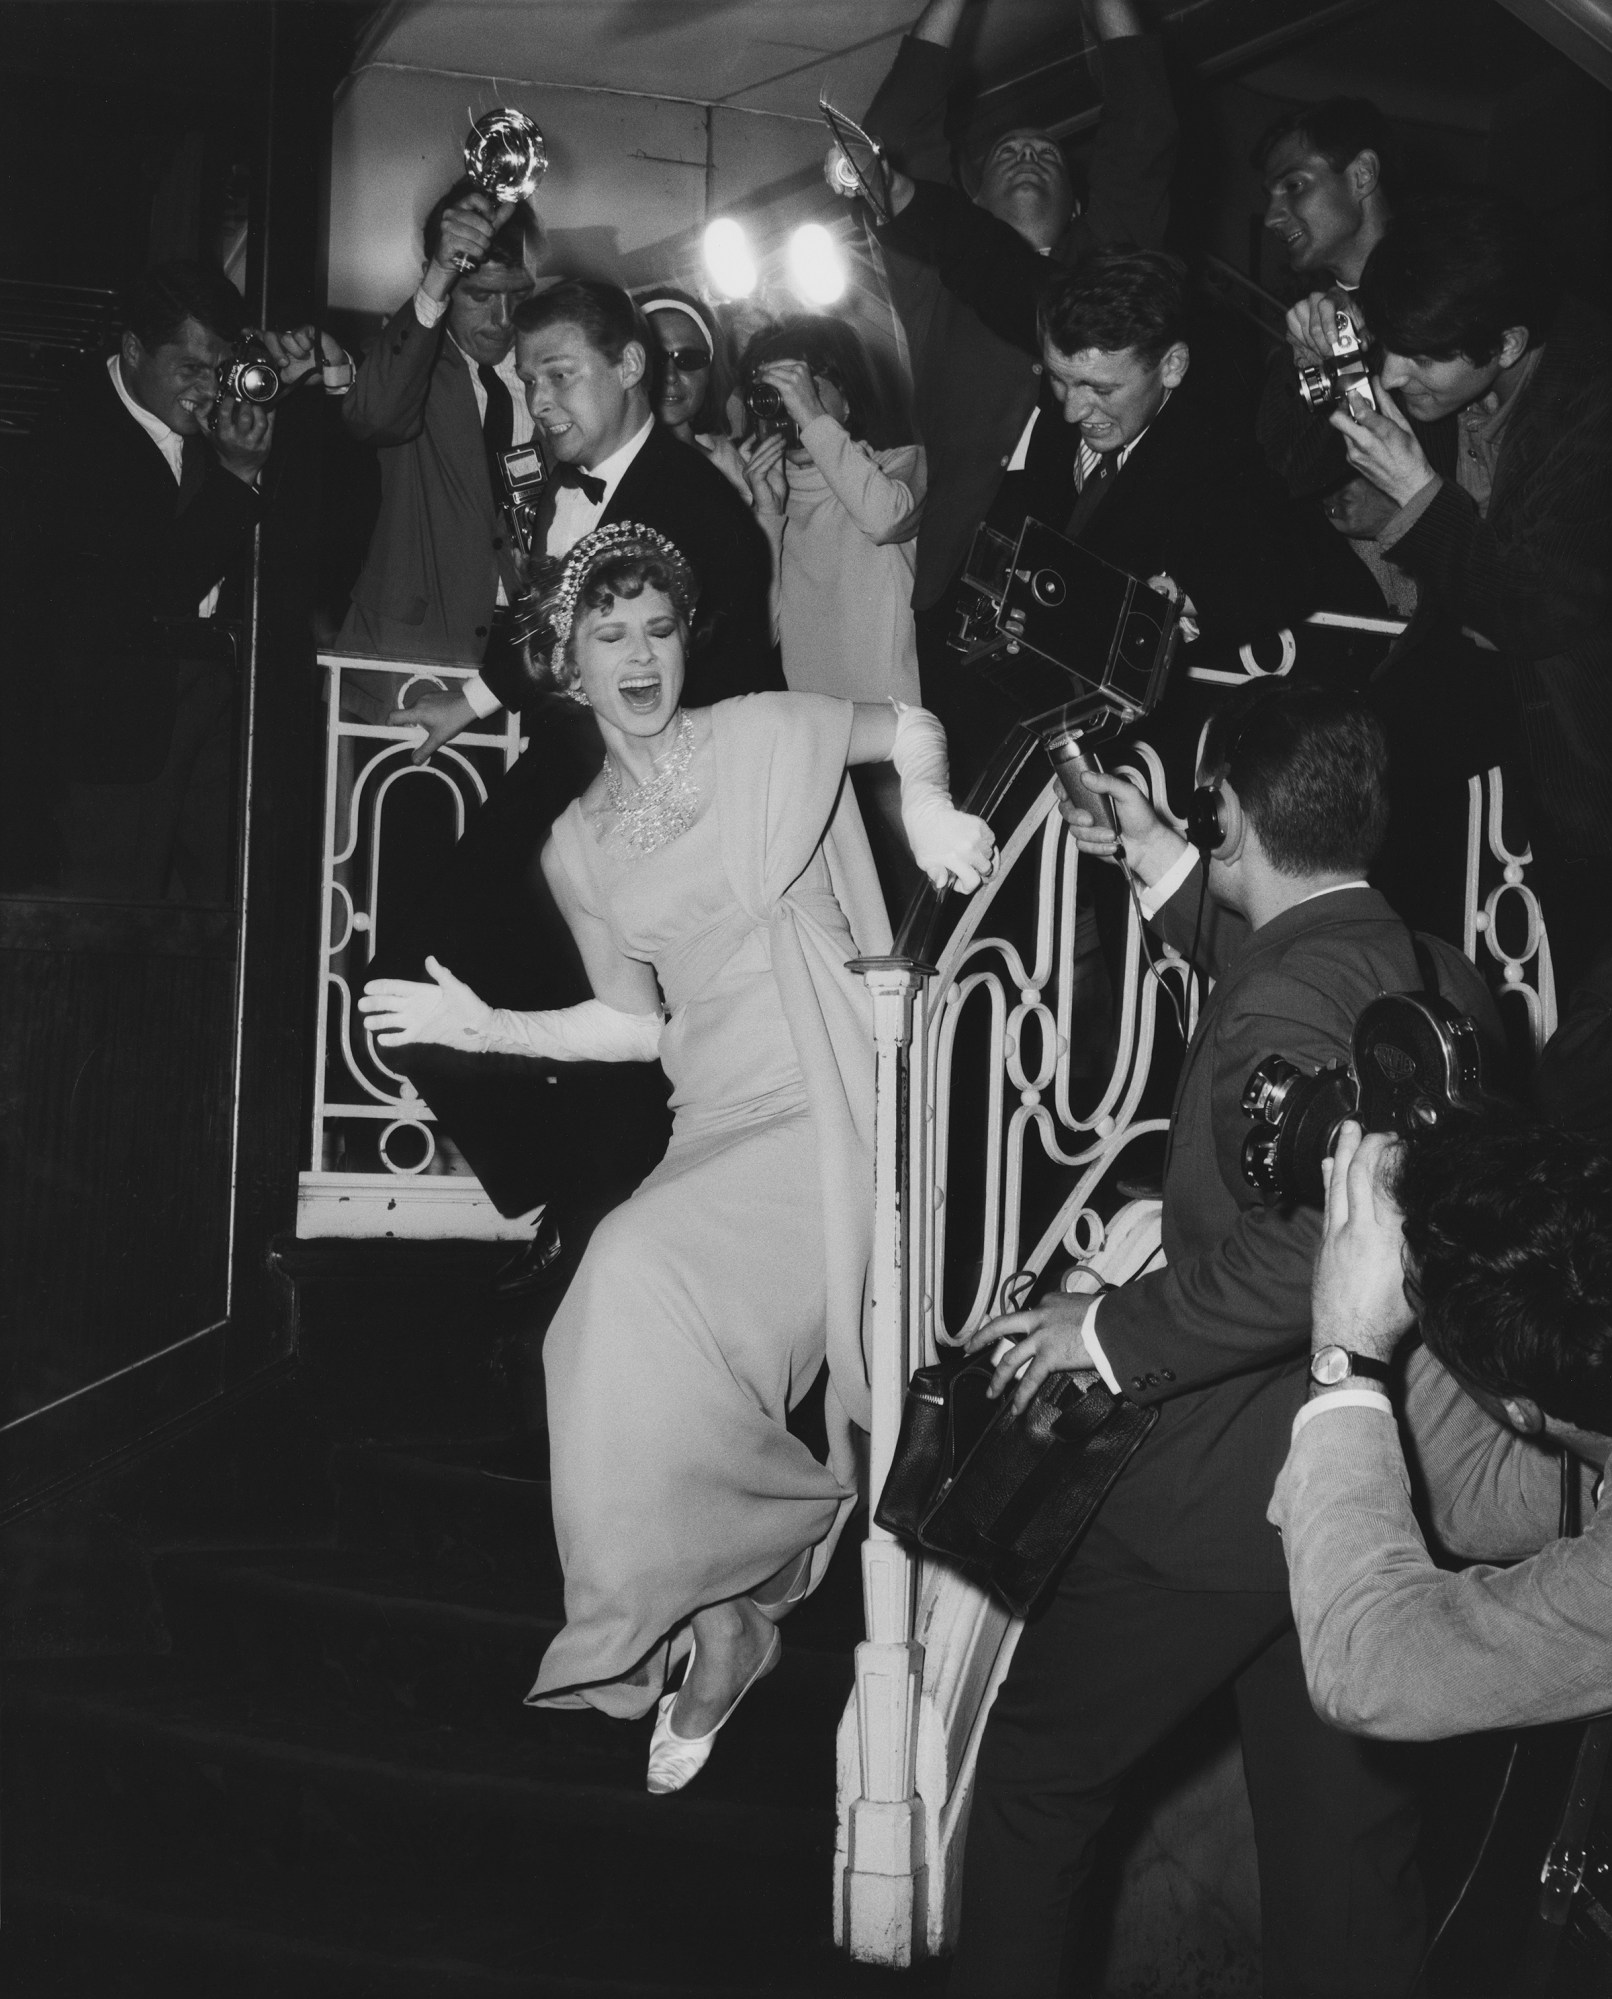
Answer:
[{"left": 1396, "top": 1112, "right": 1612, "bottom": 1432}]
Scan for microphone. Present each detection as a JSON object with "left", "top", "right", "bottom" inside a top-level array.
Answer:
[{"left": 1043, "top": 724, "right": 1121, "bottom": 836}]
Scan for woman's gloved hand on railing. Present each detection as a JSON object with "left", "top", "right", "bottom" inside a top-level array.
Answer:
[{"left": 890, "top": 703, "right": 998, "bottom": 893}]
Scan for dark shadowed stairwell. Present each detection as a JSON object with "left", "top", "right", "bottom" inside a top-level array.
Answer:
[{"left": 0, "top": 1238, "right": 952, "bottom": 1999}]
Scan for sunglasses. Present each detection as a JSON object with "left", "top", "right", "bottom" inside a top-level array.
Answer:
[{"left": 661, "top": 348, "right": 711, "bottom": 374}]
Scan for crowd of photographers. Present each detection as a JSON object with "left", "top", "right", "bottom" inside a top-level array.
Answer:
[{"left": 13, "top": 0, "right": 1611, "bottom": 1987}]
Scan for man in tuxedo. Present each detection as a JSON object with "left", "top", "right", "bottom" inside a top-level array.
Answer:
[
  {"left": 375, "top": 280, "right": 778, "bottom": 1292},
  {"left": 337, "top": 180, "right": 540, "bottom": 671},
  {"left": 953, "top": 681, "right": 1497, "bottom": 1997},
  {"left": 22, "top": 259, "right": 343, "bottom": 901}
]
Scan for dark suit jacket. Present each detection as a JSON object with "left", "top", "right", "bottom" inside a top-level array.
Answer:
[
  {"left": 502, "top": 419, "right": 781, "bottom": 710},
  {"left": 1386, "top": 300, "right": 1612, "bottom": 861},
  {"left": 339, "top": 296, "right": 523, "bottom": 665},
  {"left": 1089, "top": 880, "right": 1497, "bottom": 1594},
  {"left": 24, "top": 359, "right": 261, "bottom": 780},
  {"left": 888, "top": 188, "right": 1316, "bottom": 648},
  {"left": 864, "top": 32, "right": 1176, "bottom": 609}
]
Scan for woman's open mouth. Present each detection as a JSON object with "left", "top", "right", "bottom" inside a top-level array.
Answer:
[{"left": 617, "top": 673, "right": 663, "bottom": 713}]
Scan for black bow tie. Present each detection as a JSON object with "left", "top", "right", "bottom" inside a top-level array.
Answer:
[{"left": 550, "top": 461, "right": 606, "bottom": 505}]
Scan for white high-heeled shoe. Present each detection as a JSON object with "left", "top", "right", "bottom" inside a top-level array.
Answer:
[{"left": 646, "top": 1625, "right": 782, "bottom": 1796}]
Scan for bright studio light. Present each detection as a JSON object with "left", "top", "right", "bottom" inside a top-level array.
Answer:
[
  {"left": 787, "top": 222, "right": 846, "bottom": 306},
  {"left": 703, "top": 217, "right": 757, "bottom": 298}
]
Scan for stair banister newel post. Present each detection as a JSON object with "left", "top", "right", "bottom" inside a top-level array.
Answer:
[{"left": 836, "top": 955, "right": 936, "bottom": 1966}]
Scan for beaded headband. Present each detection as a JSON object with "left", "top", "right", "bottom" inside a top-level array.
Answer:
[{"left": 538, "top": 520, "right": 698, "bottom": 668}]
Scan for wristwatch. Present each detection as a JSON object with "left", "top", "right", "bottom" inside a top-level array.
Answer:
[{"left": 1309, "top": 1345, "right": 1392, "bottom": 1389}]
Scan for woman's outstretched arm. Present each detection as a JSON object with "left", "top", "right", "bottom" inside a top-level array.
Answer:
[{"left": 357, "top": 839, "right": 663, "bottom": 1060}]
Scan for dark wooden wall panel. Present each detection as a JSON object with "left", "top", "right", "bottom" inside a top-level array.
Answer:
[{"left": 1, "top": 904, "right": 238, "bottom": 1467}]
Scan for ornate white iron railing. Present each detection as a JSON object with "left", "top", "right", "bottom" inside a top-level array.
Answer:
[
  {"left": 296, "top": 654, "right": 530, "bottom": 1240},
  {"left": 836, "top": 617, "right": 1557, "bottom": 1967}
]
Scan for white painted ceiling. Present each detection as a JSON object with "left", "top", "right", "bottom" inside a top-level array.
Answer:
[{"left": 353, "top": 0, "right": 1079, "bottom": 123}]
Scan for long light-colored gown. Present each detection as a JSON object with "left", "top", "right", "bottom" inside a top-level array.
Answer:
[{"left": 526, "top": 692, "right": 892, "bottom": 1718}]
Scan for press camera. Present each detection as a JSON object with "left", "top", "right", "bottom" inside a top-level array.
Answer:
[
  {"left": 1241, "top": 991, "right": 1485, "bottom": 1208},
  {"left": 1295, "top": 299, "right": 1377, "bottom": 417},
  {"left": 498, "top": 441, "right": 549, "bottom": 554}
]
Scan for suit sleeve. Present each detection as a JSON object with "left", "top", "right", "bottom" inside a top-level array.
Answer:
[
  {"left": 1176, "top": 427, "right": 1321, "bottom": 643},
  {"left": 1379, "top": 375, "right": 1612, "bottom": 659},
  {"left": 1082, "top": 35, "right": 1176, "bottom": 254},
  {"left": 862, "top": 33, "right": 955, "bottom": 185},
  {"left": 1256, "top": 348, "right": 1349, "bottom": 499},
  {"left": 342, "top": 298, "right": 447, "bottom": 448},
  {"left": 1095, "top": 973, "right": 1344, "bottom": 1396},
  {"left": 1400, "top": 1345, "right": 1575, "bottom": 1562},
  {"left": 1269, "top": 1396, "right": 1612, "bottom": 1738},
  {"left": 684, "top": 484, "right": 785, "bottom": 702}
]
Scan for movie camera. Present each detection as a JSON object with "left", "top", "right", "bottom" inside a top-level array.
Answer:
[{"left": 1241, "top": 991, "right": 1485, "bottom": 1208}]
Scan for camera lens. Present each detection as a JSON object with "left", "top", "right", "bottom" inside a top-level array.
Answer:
[
  {"left": 1241, "top": 1057, "right": 1300, "bottom": 1122},
  {"left": 748, "top": 382, "right": 782, "bottom": 419}
]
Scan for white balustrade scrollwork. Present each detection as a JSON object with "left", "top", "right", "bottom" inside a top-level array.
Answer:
[
  {"left": 296, "top": 656, "right": 528, "bottom": 1238},
  {"left": 837, "top": 737, "right": 1197, "bottom": 1965},
  {"left": 837, "top": 713, "right": 1557, "bottom": 1966},
  {"left": 1465, "top": 763, "right": 1557, "bottom": 1053}
]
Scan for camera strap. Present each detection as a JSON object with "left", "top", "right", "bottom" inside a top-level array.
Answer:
[{"left": 1409, "top": 928, "right": 1442, "bottom": 1001}]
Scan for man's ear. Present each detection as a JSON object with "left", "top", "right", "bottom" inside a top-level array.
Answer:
[
  {"left": 1159, "top": 342, "right": 1190, "bottom": 392},
  {"left": 1497, "top": 325, "right": 1530, "bottom": 370},
  {"left": 1210, "top": 780, "right": 1248, "bottom": 865},
  {"left": 120, "top": 330, "right": 144, "bottom": 375},
  {"left": 1348, "top": 149, "right": 1381, "bottom": 201},
  {"left": 619, "top": 339, "right": 647, "bottom": 394},
  {"left": 1500, "top": 1394, "right": 1545, "bottom": 1436}
]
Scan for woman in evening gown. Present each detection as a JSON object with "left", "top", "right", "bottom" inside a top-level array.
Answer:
[{"left": 360, "top": 523, "right": 994, "bottom": 1790}]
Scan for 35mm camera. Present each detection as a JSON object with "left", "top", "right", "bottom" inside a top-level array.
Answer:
[{"left": 1296, "top": 301, "right": 1377, "bottom": 418}]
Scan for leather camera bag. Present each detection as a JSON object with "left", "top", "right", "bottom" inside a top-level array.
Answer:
[{"left": 875, "top": 1349, "right": 1158, "bottom": 1617}]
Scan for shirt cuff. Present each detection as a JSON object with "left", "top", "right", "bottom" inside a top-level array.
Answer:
[
  {"left": 1292, "top": 1387, "right": 1393, "bottom": 1435},
  {"left": 413, "top": 287, "right": 448, "bottom": 330},
  {"left": 1374, "top": 473, "right": 1442, "bottom": 552},
  {"left": 1081, "top": 1296, "right": 1122, "bottom": 1395},
  {"left": 1137, "top": 844, "right": 1198, "bottom": 921},
  {"left": 461, "top": 674, "right": 502, "bottom": 720}
]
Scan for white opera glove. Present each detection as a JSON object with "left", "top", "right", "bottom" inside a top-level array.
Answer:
[
  {"left": 481, "top": 998, "right": 663, "bottom": 1063},
  {"left": 890, "top": 702, "right": 998, "bottom": 893},
  {"left": 359, "top": 956, "right": 494, "bottom": 1049},
  {"left": 360, "top": 956, "right": 663, "bottom": 1062}
]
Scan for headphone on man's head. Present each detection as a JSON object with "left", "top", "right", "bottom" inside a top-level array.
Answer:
[{"left": 1189, "top": 695, "right": 1273, "bottom": 859}]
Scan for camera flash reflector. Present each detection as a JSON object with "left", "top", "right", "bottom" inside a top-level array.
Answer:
[
  {"left": 704, "top": 218, "right": 757, "bottom": 299},
  {"left": 787, "top": 223, "right": 846, "bottom": 306}
]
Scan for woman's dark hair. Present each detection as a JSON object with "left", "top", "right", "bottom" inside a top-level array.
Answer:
[
  {"left": 1251, "top": 98, "right": 1400, "bottom": 197},
  {"left": 122, "top": 260, "right": 245, "bottom": 351},
  {"left": 739, "top": 313, "right": 894, "bottom": 447},
  {"left": 514, "top": 279, "right": 647, "bottom": 365},
  {"left": 1358, "top": 190, "right": 1561, "bottom": 364},
  {"left": 639, "top": 286, "right": 734, "bottom": 438},
  {"left": 423, "top": 177, "right": 542, "bottom": 271},
  {"left": 1201, "top": 681, "right": 1389, "bottom": 876},
  {"left": 1037, "top": 249, "right": 1189, "bottom": 365},
  {"left": 1397, "top": 1115, "right": 1612, "bottom": 1435}
]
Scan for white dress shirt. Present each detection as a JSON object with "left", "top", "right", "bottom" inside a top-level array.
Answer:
[
  {"left": 107, "top": 354, "right": 227, "bottom": 618},
  {"left": 460, "top": 415, "right": 657, "bottom": 720}
]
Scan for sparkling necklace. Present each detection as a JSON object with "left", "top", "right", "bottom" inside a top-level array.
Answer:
[{"left": 603, "top": 712, "right": 700, "bottom": 857}]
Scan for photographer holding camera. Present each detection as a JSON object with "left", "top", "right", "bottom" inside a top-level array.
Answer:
[
  {"left": 1329, "top": 189, "right": 1612, "bottom": 1000},
  {"left": 22, "top": 259, "right": 348, "bottom": 901},
  {"left": 948, "top": 679, "right": 1497, "bottom": 1998},
  {"left": 1271, "top": 1112, "right": 1612, "bottom": 1740}
]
